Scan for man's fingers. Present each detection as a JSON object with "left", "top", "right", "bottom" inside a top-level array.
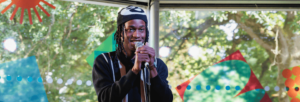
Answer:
[
  {"left": 137, "top": 45, "right": 152, "bottom": 51},
  {"left": 136, "top": 47, "right": 154, "bottom": 63},
  {"left": 136, "top": 53, "right": 150, "bottom": 62},
  {"left": 136, "top": 46, "right": 155, "bottom": 57},
  {"left": 137, "top": 49, "right": 154, "bottom": 55},
  {"left": 137, "top": 46, "right": 146, "bottom": 50},
  {"left": 140, "top": 51, "right": 149, "bottom": 54}
]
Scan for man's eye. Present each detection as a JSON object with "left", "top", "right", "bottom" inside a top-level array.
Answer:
[
  {"left": 130, "top": 29, "right": 135, "bottom": 32},
  {"left": 139, "top": 29, "right": 144, "bottom": 31}
]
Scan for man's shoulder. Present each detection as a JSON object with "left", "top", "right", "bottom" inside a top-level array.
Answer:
[
  {"left": 155, "top": 57, "right": 168, "bottom": 70},
  {"left": 94, "top": 51, "right": 117, "bottom": 64},
  {"left": 155, "top": 57, "right": 164, "bottom": 64},
  {"left": 95, "top": 51, "right": 116, "bottom": 59}
]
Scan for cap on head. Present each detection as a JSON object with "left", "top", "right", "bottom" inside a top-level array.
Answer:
[{"left": 117, "top": 5, "right": 148, "bottom": 26}]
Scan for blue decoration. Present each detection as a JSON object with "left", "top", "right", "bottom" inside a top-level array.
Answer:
[
  {"left": 206, "top": 85, "right": 211, "bottom": 90},
  {"left": 226, "top": 86, "right": 230, "bottom": 90},
  {"left": 187, "top": 85, "right": 191, "bottom": 90},
  {"left": 28, "top": 77, "right": 33, "bottom": 82},
  {"left": 7, "top": 75, "right": 11, "bottom": 81},
  {"left": 196, "top": 85, "right": 201, "bottom": 90},
  {"left": 235, "top": 86, "right": 241, "bottom": 90},
  {"left": 38, "top": 77, "right": 43, "bottom": 83},
  {"left": 17, "top": 76, "right": 22, "bottom": 81},
  {"left": 0, "top": 56, "right": 48, "bottom": 102},
  {"left": 216, "top": 85, "right": 221, "bottom": 90}
]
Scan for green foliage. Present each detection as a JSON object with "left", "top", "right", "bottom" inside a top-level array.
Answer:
[
  {"left": 0, "top": 0, "right": 119, "bottom": 101},
  {"left": 159, "top": 10, "right": 300, "bottom": 102},
  {"left": 1, "top": 1, "right": 300, "bottom": 102}
]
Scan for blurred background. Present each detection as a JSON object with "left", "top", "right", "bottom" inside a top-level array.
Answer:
[{"left": 1, "top": 0, "right": 300, "bottom": 101}]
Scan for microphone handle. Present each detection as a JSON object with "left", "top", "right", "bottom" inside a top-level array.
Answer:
[
  {"left": 145, "top": 62, "right": 149, "bottom": 69},
  {"left": 141, "top": 62, "right": 149, "bottom": 69}
]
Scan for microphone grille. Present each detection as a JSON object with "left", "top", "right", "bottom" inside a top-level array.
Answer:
[{"left": 134, "top": 42, "right": 143, "bottom": 49}]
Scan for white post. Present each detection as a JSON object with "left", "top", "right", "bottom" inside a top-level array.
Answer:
[{"left": 149, "top": 0, "right": 159, "bottom": 58}]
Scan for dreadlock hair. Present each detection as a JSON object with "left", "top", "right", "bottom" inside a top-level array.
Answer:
[
  {"left": 110, "top": 24, "right": 126, "bottom": 74},
  {"left": 114, "top": 24, "right": 127, "bottom": 58},
  {"left": 114, "top": 23, "right": 149, "bottom": 58}
]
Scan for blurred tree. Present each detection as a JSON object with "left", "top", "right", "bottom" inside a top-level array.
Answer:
[
  {"left": 1, "top": 0, "right": 300, "bottom": 102},
  {"left": 0, "top": 0, "right": 119, "bottom": 101},
  {"left": 159, "top": 10, "right": 300, "bottom": 102}
]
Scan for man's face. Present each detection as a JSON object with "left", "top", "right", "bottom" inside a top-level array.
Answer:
[{"left": 122, "top": 19, "right": 146, "bottom": 55}]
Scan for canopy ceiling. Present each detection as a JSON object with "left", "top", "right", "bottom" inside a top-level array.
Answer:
[{"left": 63, "top": 0, "right": 300, "bottom": 10}]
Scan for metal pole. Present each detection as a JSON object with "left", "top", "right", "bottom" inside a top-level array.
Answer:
[{"left": 149, "top": 0, "right": 159, "bottom": 58}]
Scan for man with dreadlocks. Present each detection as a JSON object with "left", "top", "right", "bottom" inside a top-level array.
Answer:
[{"left": 92, "top": 6, "right": 173, "bottom": 102}]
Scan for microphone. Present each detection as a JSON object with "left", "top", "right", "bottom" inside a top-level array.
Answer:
[
  {"left": 134, "top": 42, "right": 149, "bottom": 68},
  {"left": 135, "top": 42, "right": 151, "bottom": 102}
]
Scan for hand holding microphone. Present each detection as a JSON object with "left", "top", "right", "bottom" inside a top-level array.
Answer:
[
  {"left": 132, "top": 42, "right": 150, "bottom": 74},
  {"left": 132, "top": 42, "right": 157, "bottom": 78},
  {"left": 135, "top": 42, "right": 149, "bottom": 67}
]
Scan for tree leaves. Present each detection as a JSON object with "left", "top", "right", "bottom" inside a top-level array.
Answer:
[{"left": 0, "top": 0, "right": 119, "bottom": 101}]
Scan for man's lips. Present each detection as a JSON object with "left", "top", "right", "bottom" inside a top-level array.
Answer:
[{"left": 130, "top": 40, "right": 142, "bottom": 42}]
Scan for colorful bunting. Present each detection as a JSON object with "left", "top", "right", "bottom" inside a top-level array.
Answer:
[
  {"left": 282, "top": 66, "right": 300, "bottom": 101},
  {"left": 176, "top": 50, "right": 271, "bottom": 102},
  {"left": 0, "top": 56, "right": 48, "bottom": 102},
  {"left": 86, "top": 32, "right": 117, "bottom": 67}
]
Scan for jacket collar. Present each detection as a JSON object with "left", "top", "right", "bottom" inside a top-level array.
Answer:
[{"left": 117, "top": 50, "right": 134, "bottom": 72}]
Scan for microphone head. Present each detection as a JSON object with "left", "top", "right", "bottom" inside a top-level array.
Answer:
[{"left": 134, "top": 42, "right": 144, "bottom": 49}]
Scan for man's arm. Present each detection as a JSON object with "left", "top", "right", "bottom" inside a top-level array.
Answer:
[
  {"left": 150, "top": 58, "right": 173, "bottom": 102},
  {"left": 92, "top": 54, "right": 138, "bottom": 102}
]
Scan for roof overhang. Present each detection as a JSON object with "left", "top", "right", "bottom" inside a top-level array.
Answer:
[{"left": 63, "top": 0, "right": 300, "bottom": 10}]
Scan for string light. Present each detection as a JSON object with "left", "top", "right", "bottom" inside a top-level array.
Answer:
[
  {"left": 3, "top": 38, "right": 17, "bottom": 52},
  {"left": 159, "top": 46, "right": 171, "bottom": 57}
]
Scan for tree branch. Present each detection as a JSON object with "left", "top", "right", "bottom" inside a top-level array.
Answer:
[
  {"left": 273, "top": 25, "right": 290, "bottom": 66},
  {"left": 238, "top": 23, "right": 273, "bottom": 51},
  {"left": 259, "top": 57, "right": 270, "bottom": 80},
  {"left": 25, "top": 12, "right": 55, "bottom": 57},
  {"left": 283, "top": 11, "right": 296, "bottom": 38},
  {"left": 66, "top": 6, "right": 78, "bottom": 39},
  {"left": 234, "top": 14, "right": 273, "bottom": 51},
  {"left": 104, "top": 21, "right": 116, "bottom": 35},
  {"left": 196, "top": 18, "right": 229, "bottom": 36},
  {"left": 226, "top": 37, "right": 243, "bottom": 55},
  {"left": 160, "top": 29, "right": 179, "bottom": 41},
  {"left": 166, "top": 39, "right": 185, "bottom": 64}
]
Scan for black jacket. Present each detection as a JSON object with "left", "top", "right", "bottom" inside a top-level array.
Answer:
[{"left": 92, "top": 51, "right": 173, "bottom": 102}]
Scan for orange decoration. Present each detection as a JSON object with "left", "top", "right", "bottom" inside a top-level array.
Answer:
[
  {"left": 0, "top": 0, "right": 55, "bottom": 24},
  {"left": 292, "top": 66, "right": 300, "bottom": 76},
  {"left": 286, "top": 78, "right": 295, "bottom": 87},
  {"left": 288, "top": 87, "right": 298, "bottom": 98},
  {"left": 296, "top": 76, "right": 300, "bottom": 85},
  {"left": 0, "top": 0, "right": 6, "bottom": 4},
  {"left": 282, "top": 69, "right": 293, "bottom": 78},
  {"left": 298, "top": 87, "right": 300, "bottom": 95},
  {"left": 284, "top": 66, "right": 300, "bottom": 101},
  {"left": 291, "top": 98, "right": 300, "bottom": 102}
]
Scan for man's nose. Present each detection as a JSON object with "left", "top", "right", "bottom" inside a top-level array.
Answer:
[{"left": 133, "top": 30, "right": 141, "bottom": 38}]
